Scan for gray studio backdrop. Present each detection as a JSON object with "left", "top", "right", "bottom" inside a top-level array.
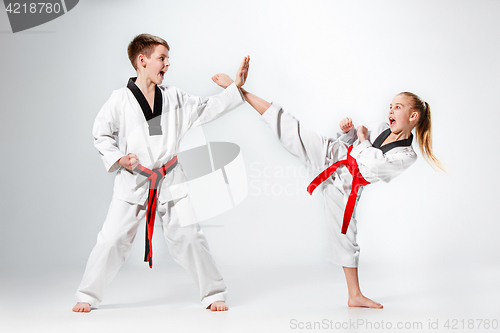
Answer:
[{"left": 1, "top": 0, "right": 499, "bottom": 277}]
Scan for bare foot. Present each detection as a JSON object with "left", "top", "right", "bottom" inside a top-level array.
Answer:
[
  {"left": 212, "top": 73, "right": 234, "bottom": 89},
  {"left": 348, "top": 295, "right": 383, "bottom": 309},
  {"left": 72, "top": 302, "right": 91, "bottom": 313},
  {"left": 207, "top": 301, "right": 228, "bottom": 311}
]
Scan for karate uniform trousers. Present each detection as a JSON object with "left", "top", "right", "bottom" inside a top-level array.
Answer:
[{"left": 261, "top": 103, "right": 417, "bottom": 267}]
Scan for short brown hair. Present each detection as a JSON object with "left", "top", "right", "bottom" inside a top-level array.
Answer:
[{"left": 127, "top": 34, "right": 170, "bottom": 70}]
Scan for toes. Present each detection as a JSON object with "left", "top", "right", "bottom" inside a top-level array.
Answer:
[{"left": 209, "top": 302, "right": 228, "bottom": 311}]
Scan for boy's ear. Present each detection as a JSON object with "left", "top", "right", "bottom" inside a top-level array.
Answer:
[{"left": 138, "top": 54, "right": 146, "bottom": 67}]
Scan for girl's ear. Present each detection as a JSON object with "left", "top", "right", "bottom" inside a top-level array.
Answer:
[{"left": 410, "top": 111, "right": 419, "bottom": 122}]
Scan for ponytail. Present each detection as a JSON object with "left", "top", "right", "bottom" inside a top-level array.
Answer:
[{"left": 399, "top": 92, "right": 445, "bottom": 171}]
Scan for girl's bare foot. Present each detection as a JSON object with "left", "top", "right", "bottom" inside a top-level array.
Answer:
[
  {"left": 212, "top": 74, "right": 234, "bottom": 89},
  {"left": 348, "top": 295, "right": 383, "bottom": 309},
  {"left": 207, "top": 301, "right": 229, "bottom": 311},
  {"left": 72, "top": 302, "right": 91, "bottom": 312}
]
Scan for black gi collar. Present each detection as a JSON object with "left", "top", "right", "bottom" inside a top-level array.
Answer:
[
  {"left": 372, "top": 128, "right": 413, "bottom": 154},
  {"left": 127, "top": 77, "right": 163, "bottom": 136}
]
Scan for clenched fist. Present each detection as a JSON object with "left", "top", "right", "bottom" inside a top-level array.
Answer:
[
  {"left": 118, "top": 153, "right": 139, "bottom": 171},
  {"left": 356, "top": 125, "right": 368, "bottom": 142},
  {"left": 339, "top": 117, "right": 354, "bottom": 133}
]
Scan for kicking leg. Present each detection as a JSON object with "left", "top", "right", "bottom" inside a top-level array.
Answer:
[
  {"left": 212, "top": 73, "right": 234, "bottom": 89},
  {"left": 212, "top": 72, "right": 270, "bottom": 115}
]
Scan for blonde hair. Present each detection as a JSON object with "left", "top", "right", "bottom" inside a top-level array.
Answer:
[
  {"left": 398, "top": 92, "right": 445, "bottom": 171},
  {"left": 127, "top": 34, "right": 170, "bottom": 70}
]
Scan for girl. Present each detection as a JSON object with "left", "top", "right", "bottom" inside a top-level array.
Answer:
[{"left": 212, "top": 73, "right": 443, "bottom": 309}]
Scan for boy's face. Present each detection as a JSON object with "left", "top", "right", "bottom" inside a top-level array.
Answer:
[{"left": 141, "top": 44, "right": 170, "bottom": 85}]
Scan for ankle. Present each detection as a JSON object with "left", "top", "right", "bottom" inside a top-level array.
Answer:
[{"left": 348, "top": 291, "right": 363, "bottom": 298}]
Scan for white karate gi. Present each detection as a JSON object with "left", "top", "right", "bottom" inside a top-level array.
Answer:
[
  {"left": 76, "top": 80, "right": 245, "bottom": 308},
  {"left": 261, "top": 103, "right": 417, "bottom": 267}
]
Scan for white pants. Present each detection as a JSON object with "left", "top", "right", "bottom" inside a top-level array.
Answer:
[
  {"left": 322, "top": 180, "right": 362, "bottom": 268},
  {"left": 75, "top": 195, "right": 227, "bottom": 308}
]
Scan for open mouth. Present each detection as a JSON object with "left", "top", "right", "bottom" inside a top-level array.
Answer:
[{"left": 389, "top": 117, "right": 396, "bottom": 126}]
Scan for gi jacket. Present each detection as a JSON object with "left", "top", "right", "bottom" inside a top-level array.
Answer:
[{"left": 93, "top": 79, "right": 245, "bottom": 206}]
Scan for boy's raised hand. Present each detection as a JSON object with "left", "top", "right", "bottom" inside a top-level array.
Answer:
[
  {"left": 340, "top": 117, "right": 354, "bottom": 133},
  {"left": 234, "top": 56, "right": 250, "bottom": 88}
]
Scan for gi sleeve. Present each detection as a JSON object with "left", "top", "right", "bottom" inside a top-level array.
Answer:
[
  {"left": 350, "top": 140, "right": 417, "bottom": 183},
  {"left": 260, "top": 103, "right": 331, "bottom": 170},
  {"left": 92, "top": 93, "right": 125, "bottom": 173},
  {"left": 177, "top": 82, "right": 245, "bottom": 130},
  {"left": 337, "top": 128, "right": 358, "bottom": 145}
]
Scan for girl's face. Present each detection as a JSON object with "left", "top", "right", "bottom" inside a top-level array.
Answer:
[{"left": 388, "top": 94, "right": 419, "bottom": 134}]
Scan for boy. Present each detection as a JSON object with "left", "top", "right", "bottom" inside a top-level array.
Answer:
[{"left": 73, "top": 34, "right": 249, "bottom": 313}]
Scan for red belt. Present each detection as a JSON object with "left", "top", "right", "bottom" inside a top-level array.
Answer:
[
  {"left": 135, "top": 156, "right": 178, "bottom": 268},
  {"left": 307, "top": 146, "right": 370, "bottom": 234}
]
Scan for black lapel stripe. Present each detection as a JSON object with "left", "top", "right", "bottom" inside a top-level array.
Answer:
[
  {"left": 373, "top": 128, "right": 391, "bottom": 149},
  {"left": 372, "top": 127, "right": 413, "bottom": 154},
  {"left": 126, "top": 77, "right": 163, "bottom": 136},
  {"left": 154, "top": 85, "right": 162, "bottom": 115}
]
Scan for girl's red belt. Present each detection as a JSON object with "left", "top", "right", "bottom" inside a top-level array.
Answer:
[
  {"left": 135, "top": 156, "right": 178, "bottom": 268},
  {"left": 307, "top": 146, "right": 370, "bottom": 234}
]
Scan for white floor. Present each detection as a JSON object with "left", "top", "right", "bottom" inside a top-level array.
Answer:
[{"left": 1, "top": 261, "right": 499, "bottom": 333}]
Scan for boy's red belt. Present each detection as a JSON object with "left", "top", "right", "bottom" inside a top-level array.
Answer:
[
  {"left": 135, "top": 156, "right": 178, "bottom": 268},
  {"left": 307, "top": 146, "right": 370, "bottom": 234}
]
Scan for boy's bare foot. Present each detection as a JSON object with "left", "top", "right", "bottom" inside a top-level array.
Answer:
[
  {"left": 348, "top": 295, "right": 383, "bottom": 309},
  {"left": 212, "top": 74, "right": 234, "bottom": 89},
  {"left": 72, "top": 302, "right": 91, "bottom": 313},
  {"left": 207, "top": 301, "right": 229, "bottom": 311}
]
